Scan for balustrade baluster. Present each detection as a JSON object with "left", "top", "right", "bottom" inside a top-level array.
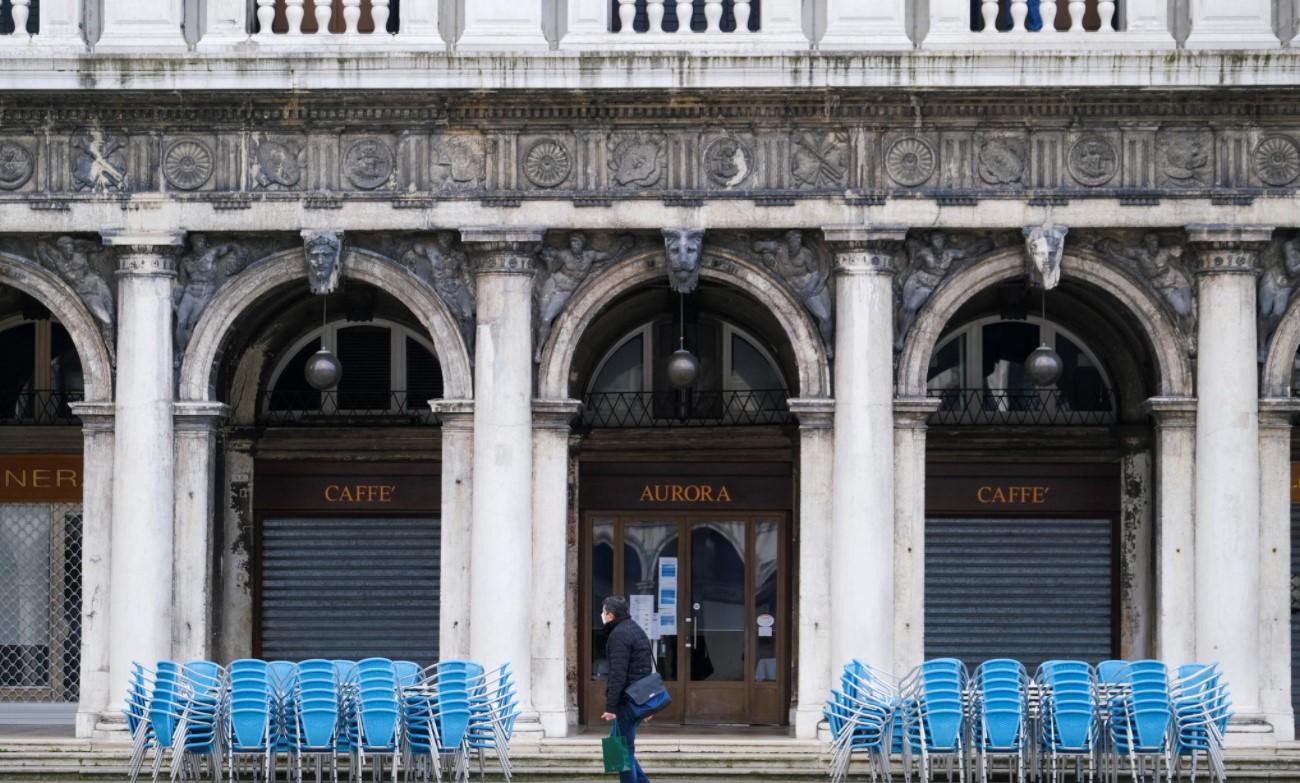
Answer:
[
  {"left": 1039, "top": 0, "right": 1057, "bottom": 30},
  {"left": 256, "top": 0, "right": 277, "bottom": 34},
  {"left": 1097, "top": 0, "right": 1115, "bottom": 31},
  {"left": 313, "top": 0, "right": 332, "bottom": 33},
  {"left": 285, "top": 0, "right": 305, "bottom": 33},
  {"left": 981, "top": 0, "right": 999, "bottom": 30},
  {"left": 9, "top": 0, "right": 30, "bottom": 35},
  {"left": 618, "top": 0, "right": 637, "bottom": 32},
  {"left": 704, "top": 0, "right": 722, "bottom": 31},
  {"left": 734, "top": 0, "right": 751, "bottom": 31},
  {"left": 676, "top": 1, "right": 693, "bottom": 31},
  {"left": 1009, "top": 0, "right": 1028, "bottom": 30},
  {"left": 1068, "top": 0, "right": 1085, "bottom": 30},
  {"left": 370, "top": 0, "right": 390, "bottom": 32},
  {"left": 647, "top": 0, "right": 665, "bottom": 32},
  {"left": 343, "top": 0, "right": 361, "bottom": 32}
]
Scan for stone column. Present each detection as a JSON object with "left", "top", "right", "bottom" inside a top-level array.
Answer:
[
  {"left": 1188, "top": 224, "right": 1274, "bottom": 732},
  {"left": 894, "top": 397, "right": 939, "bottom": 674},
  {"left": 822, "top": 226, "right": 906, "bottom": 675},
  {"left": 216, "top": 436, "right": 255, "bottom": 664},
  {"left": 1117, "top": 427, "right": 1154, "bottom": 660},
  {"left": 1144, "top": 396, "right": 1197, "bottom": 665},
  {"left": 102, "top": 231, "right": 184, "bottom": 705},
  {"left": 460, "top": 227, "right": 544, "bottom": 727},
  {"left": 172, "top": 402, "right": 228, "bottom": 663},
  {"left": 1258, "top": 398, "right": 1300, "bottom": 740},
  {"left": 1185, "top": 0, "right": 1277, "bottom": 48},
  {"left": 787, "top": 398, "right": 834, "bottom": 739},
  {"left": 430, "top": 400, "right": 474, "bottom": 663},
  {"left": 819, "top": 0, "right": 910, "bottom": 50},
  {"left": 96, "top": 0, "right": 188, "bottom": 51},
  {"left": 533, "top": 400, "right": 580, "bottom": 738},
  {"left": 457, "top": 0, "right": 549, "bottom": 51},
  {"left": 68, "top": 403, "right": 113, "bottom": 738}
]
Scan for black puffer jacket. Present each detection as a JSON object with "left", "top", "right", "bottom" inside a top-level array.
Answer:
[{"left": 604, "top": 616, "right": 654, "bottom": 712}]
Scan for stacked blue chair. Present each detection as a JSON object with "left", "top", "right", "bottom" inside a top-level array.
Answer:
[
  {"left": 227, "top": 659, "right": 279, "bottom": 782},
  {"left": 972, "top": 660, "right": 1029, "bottom": 783},
  {"left": 285, "top": 659, "right": 342, "bottom": 783},
  {"left": 350, "top": 658, "right": 403, "bottom": 782},
  {"left": 825, "top": 660, "right": 898, "bottom": 783},
  {"left": 170, "top": 660, "right": 227, "bottom": 782},
  {"left": 142, "top": 661, "right": 186, "bottom": 783},
  {"left": 466, "top": 663, "right": 520, "bottom": 782},
  {"left": 403, "top": 660, "right": 484, "bottom": 783},
  {"left": 901, "top": 659, "right": 969, "bottom": 783},
  {"left": 1107, "top": 661, "right": 1174, "bottom": 783},
  {"left": 1034, "top": 661, "right": 1098, "bottom": 783},
  {"left": 1171, "top": 663, "right": 1232, "bottom": 783},
  {"left": 125, "top": 662, "right": 156, "bottom": 783}
]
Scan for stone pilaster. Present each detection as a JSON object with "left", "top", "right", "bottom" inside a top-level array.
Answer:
[
  {"left": 1116, "top": 426, "right": 1154, "bottom": 660},
  {"left": 532, "top": 399, "right": 581, "bottom": 738},
  {"left": 787, "top": 397, "right": 834, "bottom": 739},
  {"left": 216, "top": 436, "right": 255, "bottom": 665},
  {"left": 1187, "top": 224, "right": 1273, "bottom": 736},
  {"left": 1144, "top": 396, "right": 1197, "bottom": 666},
  {"left": 102, "top": 231, "right": 183, "bottom": 708},
  {"left": 893, "top": 396, "right": 940, "bottom": 674},
  {"left": 68, "top": 402, "right": 114, "bottom": 738},
  {"left": 460, "top": 226, "right": 544, "bottom": 730},
  {"left": 822, "top": 225, "right": 906, "bottom": 675},
  {"left": 1258, "top": 398, "right": 1300, "bottom": 740},
  {"left": 172, "top": 402, "right": 229, "bottom": 663},
  {"left": 430, "top": 399, "right": 474, "bottom": 663}
]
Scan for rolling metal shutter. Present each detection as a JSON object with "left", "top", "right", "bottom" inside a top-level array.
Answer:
[
  {"left": 260, "top": 516, "right": 439, "bottom": 665},
  {"left": 1291, "top": 506, "right": 1300, "bottom": 731},
  {"left": 926, "top": 517, "right": 1114, "bottom": 670}
]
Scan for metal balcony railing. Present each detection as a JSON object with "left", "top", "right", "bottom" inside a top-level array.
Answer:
[
  {"left": 0, "top": 389, "right": 83, "bottom": 425},
  {"left": 261, "top": 389, "right": 437, "bottom": 425},
  {"left": 927, "top": 387, "right": 1115, "bottom": 426},
  {"left": 582, "top": 389, "right": 792, "bottom": 428}
]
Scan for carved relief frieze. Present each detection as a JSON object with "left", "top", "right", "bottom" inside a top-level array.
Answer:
[
  {"left": 519, "top": 135, "right": 575, "bottom": 190},
  {"left": 162, "top": 136, "right": 217, "bottom": 192},
  {"left": 0, "top": 139, "right": 37, "bottom": 192},
  {"left": 1088, "top": 230, "right": 1197, "bottom": 341},
  {"left": 790, "top": 130, "right": 850, "bottom": 190},
  {"left": 250, "top": 134, "right": 306, "bottom": 192},
  {"left": 32, "top": 236, "right": 118, "bottom": 351},
  {"left": 975, "top": 133, "right": 1027, "bottom": 187},
  {"left": 341, "top": 135, "right": 397, "bottom": 191},
  {"left": 1067, "top": 133, "right": 1121, "bottom": 188},
  {"left": 1252, "top": 134, "right": 1300, "bottom": 188},
  {"left": 534, "top": 232, "right": 637, "bottom": 361},
  {"left": 747, "top": 230, "right": 835, "bottom": 350},
  {"left": 608, "top": 133, "right": 666, "bottom": 189},
  {"left": 174, "top": 235, "right": 252, "bottom": 352},
  {"left": 430, "top": 132, "right": 488, "bottom": 192},
  {"left": 893, "top": 231, "right": 995, "bottom": 351},
  {"left": 1156, "top": 129, "right": 1213, "bottom": 189},
  {"left": 1257, "top": 236, "right": 1300, "bottom": 359},
  {"left": 883, "top": 134, "right": 938, "bottom": 189},
  {"left": 700, "top": 132, "right": 757, "bottom": 191},
  {"left": 661, "top": 228, "right": 706, "bottom": 294},
  {"left": 71, "top": 130, "right": 128, "bottom": 194},
  {"left": 398, "top": 231, "right": 476, "bottom": 350}
]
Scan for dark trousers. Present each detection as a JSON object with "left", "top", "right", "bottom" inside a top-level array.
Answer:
[{"left": 616, "top": 703, "right": 651, "bottom": 783}]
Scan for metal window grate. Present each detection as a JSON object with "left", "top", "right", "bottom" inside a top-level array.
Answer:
[
  {"left": 0, "top": 389, "right": 84, "bottom": 425},
  {"left": 927, "top": 387, "right": 1115, "bottom": 426},
  {"left": 582, "top": 389, "right": 792, "bottom": 428},
  {"left": 0, "top": 503, "right": 81, "bottom": 703},
  {"left": 260, "top": 390, "right": 437, "bottom": 426}
]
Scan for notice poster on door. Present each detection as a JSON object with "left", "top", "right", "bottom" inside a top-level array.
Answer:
[
  {"left": 657, "top": 557, "right": 678, "bottom": 636},
  {"left": 631, "top": 594, "right": 657, "bottom": 640}
]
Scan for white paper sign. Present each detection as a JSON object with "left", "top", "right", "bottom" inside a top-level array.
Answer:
[
  {"left": 657, "top": 557, "right": 679, "bottom": 635},
  {"left": 630, "top": 594, "right": 656, "bottom": 638}
]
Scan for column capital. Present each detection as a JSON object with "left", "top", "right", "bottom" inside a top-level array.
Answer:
[
  {"left": 431, "top": 398, "right": 475, "bottom": 430},
  {"left": 822, "top": 226, "right": 908, "bottom": 276},
  {"left": 173, "top": 401, "right": 230, "bottom": 433},
  {"left": 1185, "top": 225, "right": 1275, "bottom": 276},
  {"left": 69, "top": 401, "right": 116, "bottom": 432},
  {"left": 461, "top": 226, "right": 546, "bottom": 276},
  {"left": 103, "top": 230, "right": 185, "bottom": 278},
  {"left": 788, "top": 397, "right": 834, "bottom": 430},
  {"left": 533, "top": 399, "right": 582, "bottom": 430},
  {"left": 1144, "top": 395, "right": 1198, "bottom": 427},
  {"left": 1259, "top": 397, "right": 1300, "bottom": 430},
  {"left": 894, "top": 396, "right": 941, "bottom": 429}
]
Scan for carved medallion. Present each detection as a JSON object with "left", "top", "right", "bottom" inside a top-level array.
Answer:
[
  {"left": 976, "top": 136, "right": 1026, "bottom": 185},
  {"left": 162, "top": 139, "right": 214, "bottom": 191},
  {"left": 1157, "top": 130, "right": 1212, "bottom": 188},
  {"left": 609, "top": 133, "right": 665, "bottom": 188},
  {"left": 253, "top": 139, "right": 303, "bottom": 190},
  {"left": 1067, "top": 135, "right": 1119, "bottom": 187},
  {"left": 886, "top": 137, "right": 936, "bottom": 187},
  {"left": 523, "top": 139, "right": 571, "bottom": 188},
  {"left": 703, "top": 136, "right": 754, "bottom": 189},
  {"left": 791, "top": 130, "right": 849, "bottom": 188},
  {"left": 71, "top": 130, "right": 128, "bottom": 193},
  {"left": 0, "top": 141, "right": 34, "bottom": 190},
  {"left": 431, "top": 134, "right": 486, "bottom": 190},
  {"left": 344, "top": 138, "right": 395, "bottom": 190},
  {"left": 1253, "top": 135, "right": 1300, "bottom": 187}
]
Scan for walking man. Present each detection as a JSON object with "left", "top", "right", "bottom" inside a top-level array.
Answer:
[{"left": 601, "top": 596, "right": 654, "bottom": 783}]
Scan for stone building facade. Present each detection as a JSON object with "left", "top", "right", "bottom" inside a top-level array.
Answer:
[{"left": 2, "top": 0, "right": 1300, "bottom": 747}]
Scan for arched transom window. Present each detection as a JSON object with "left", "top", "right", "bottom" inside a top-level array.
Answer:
[{"left": 0, "top": 316, "right": 83, "bottom": 424}]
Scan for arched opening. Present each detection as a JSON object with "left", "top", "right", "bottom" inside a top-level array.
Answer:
[{"left": 572, "top": 272, "right": 805, "bottom": 729}]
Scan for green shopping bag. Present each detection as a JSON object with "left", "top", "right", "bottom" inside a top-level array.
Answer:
[{"left": 602, "top": 722, "right": 631, "bottom": 774}]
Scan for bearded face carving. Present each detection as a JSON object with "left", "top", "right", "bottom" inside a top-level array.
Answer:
[
  {"left": 662, "top": 228, "right": 705, "bottom": 294},
  {"left": 302, "top": 230, "right": 344, "bottom": 295}
]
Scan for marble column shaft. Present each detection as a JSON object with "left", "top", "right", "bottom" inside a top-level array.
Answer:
[
  {"left": 431, "top": 400, "right": 474, "bottom": 662},
  {"left": 894, "top": 397, "right": 940, "bottom": 673},
  {"left": 1258, "top": 398, "right": 1300, "bottom": 739},
  {"left": 1146, "top": 397, "right": 1197, "bottom": 665},
  {"left": 172, "top": 402, "right": 229, "bottom": 663},
  {"left": 69, "top": 402, "right": 114, "bottom": 737}
]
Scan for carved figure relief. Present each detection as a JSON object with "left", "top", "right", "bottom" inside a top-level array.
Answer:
[
  {"left": 523, "top": 139, "right": 572, "bottom": 188},
  {"left": 0, "top": 141, "right": 35, "bottom": 190},
  {"left": 400, "top": 231, "right": 476, "bottom": 350},
  {"left": 752, "top": 230, "right": 834, "bottom": 349},
  {"left": 1068, "top": 135, "right": 1119, "bottom": 187},
  {"left": 301, "top": 230, "right": 344, "bottom": 295},
  {"left": 344, "top": 138, "right": 395, "bottom": 190},
  {"left": 431, "top": 134, "right": 487, "bottom": 191},
  {"left": 895, "top": 232, "right": 994, "bottom": 351},
  {"left": 534, "top": 232, "right": 635, "bottom": 361},
  {"left": 1258, "top": 238, "right": 1300, "bottom": 359},
  {"left": 662, "top": 228, "right": 706, "bottom": 294},
  {"left": 1253, "top": 136, "right": 1300, "bottom": 187},
  {"left": 34, "top": 236, "right": 116, "bottom": 349},
  {"left": 609, "top": 134, "right": 665, "bottom": 188},
  {"left": 886, "top": 137, "right": 936, "bottom": 187},
  {"left": 174, "top": 235, "right": 251, "bottom": 351},
  {"left": 1024, "top": 224, "right": 1068, "bottom": 290},
  {"left": 71, "top": 130, "right": 128, "bottom": 193},
  {"left": 703, "top": 136, "right": 754, "bottom": 189},
  {"left": 1157, "top": 130, "right": 1212, "bottom": 188},
  {"left": 163, "top": 139, "right": 214, "bottom": 191},
  {"left": 252, "top": 138, "right": 304, "bottom": 190},
  {"left": 1097, "top": 233, "right": 1196, "bottom": 337},
  {"left": 976, "top": 135, "right": 1026, "bottom": 186},
  {"left": 791, "top": 131, "right": 849, "bottom": 189}
]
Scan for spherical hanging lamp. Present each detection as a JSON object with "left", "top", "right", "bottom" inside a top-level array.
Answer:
[
  {"left": 304, "top": 295, "right": 342, "bottom": 390},
  {"left": 1026, "top": 289, "right": 1063, "bottom": 387},
  {"left": 665, "top": 292, "right": 699, "bottom": 390}
]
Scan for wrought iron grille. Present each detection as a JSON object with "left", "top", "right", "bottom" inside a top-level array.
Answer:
[
  {"left": 0, "top": 503, "right": 81, "bottom": 702},
  {"left": 582, "top": 389, "right": 791, "bottom": 428},
  {"left": 927, "top": 387, "right": 1115, "bottom": 426},
  {"left": 261, "top": 390, "right": 437, "bottom": 426},
  {"left": 0, "top": 388, "right": 83, "bottom": 425}
]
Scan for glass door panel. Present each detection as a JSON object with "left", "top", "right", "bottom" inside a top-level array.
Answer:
[
  {"left": 622, "top": 522, "right": 680, "bottom": 681},
  {"left": 688, "top": 521, "right": 747, "bottom": 682}
]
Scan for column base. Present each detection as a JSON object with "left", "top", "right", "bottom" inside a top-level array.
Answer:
[
  {"left": 507, "top": 712, "right": 547, "bottom": 748},
  {"left": 1224, "top": 714, "right": 1277, "bottom": 748},
  {"left": 536, "top": 707, "right": 570, "bottom": 738},
  {"left": 794, "top": 704, "right": 826, "bottom": 739},
  {"left": 92, "top": 711, "right": 130, "bottom": 740}
]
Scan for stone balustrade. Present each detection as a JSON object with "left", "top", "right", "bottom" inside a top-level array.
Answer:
[
  {"left": 1, "top": 0, "right": 33, "bottom": 37},
  {"left": 255, "top": 0, "right": 393, "bottom": 36},
  {"left": 562, "top": 0, "right": 807, "bottom": 48}
]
